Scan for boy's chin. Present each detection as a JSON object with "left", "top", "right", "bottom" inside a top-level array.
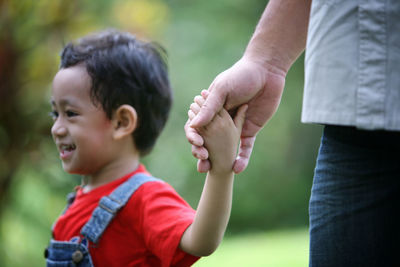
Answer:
[
  {"left": 62, "top": 166, "right": 75, "bottom": 174},
  {"left": 61, "top": 163, "right": 83, "bottom": 175}
]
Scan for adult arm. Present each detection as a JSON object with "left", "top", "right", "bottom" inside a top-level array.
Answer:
[{"left": 185, "top": 0, "right": 311, "bottom": 173}]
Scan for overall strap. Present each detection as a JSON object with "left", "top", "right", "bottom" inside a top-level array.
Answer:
[{"left": 80, "top": 173, "right": 161, "bottom": 244}]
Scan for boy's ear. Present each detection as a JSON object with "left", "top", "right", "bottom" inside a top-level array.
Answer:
[{"left": 112, "top": 105, "right": 138, "bottom": 140}]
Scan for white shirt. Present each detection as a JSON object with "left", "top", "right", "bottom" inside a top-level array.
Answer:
[{"left": 302, "top": 0, "right": 400, "bottom": 131}]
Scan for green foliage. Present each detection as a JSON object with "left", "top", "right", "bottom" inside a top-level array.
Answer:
[
  {"left": 0, "top": 0, "right": 320, "bottom": 266},
  {"left": 196, "top": 228, "right": 309, "bottom": 266}
]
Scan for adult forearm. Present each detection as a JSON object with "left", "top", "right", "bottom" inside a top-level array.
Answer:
[
  {"left": 180, "top": 172, "right": 234, "bottom": 256},
  {"left": 245, "top": 0, "right": 311, "bottom": 74}
]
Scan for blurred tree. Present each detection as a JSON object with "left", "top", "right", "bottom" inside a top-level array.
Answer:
[
  {"left": 0, "top": 20, "right": 18, "bottom": 217},
  {"left": 0, "top": 0, "right": 79, "bottom": 221},
  {"left": 1, "top": 2, "right": 50, "bottom": 261}
]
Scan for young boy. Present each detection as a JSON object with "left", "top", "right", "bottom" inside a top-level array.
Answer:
[{"left": 45, "top": 30, "right": 247, "bottom": 267}]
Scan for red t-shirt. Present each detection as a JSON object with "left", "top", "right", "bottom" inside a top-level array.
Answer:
[{"left": 53, "top": 165, "right": 199, "bottom": 267}]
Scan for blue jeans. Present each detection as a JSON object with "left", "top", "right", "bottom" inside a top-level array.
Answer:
[
  {"left": 45, "top": 239, "right": 93, "bottom": 267},
  {"left": 309, "top": 125, "right": 400, "bottom": 267}
]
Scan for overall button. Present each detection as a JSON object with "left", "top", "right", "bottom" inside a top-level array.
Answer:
[
  {"left": 44, "top": 248, "right": 49, "bottom": 258},
  {"left": 72, "top": 250, "right": 83, "bottom": 263}
]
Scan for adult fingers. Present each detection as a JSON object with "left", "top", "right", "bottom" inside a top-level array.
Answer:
[
  {"left": 197, "top": 159, "right": 211, "bottom": 173},
  {"left": 192, "top": 144, "right": 209, "bottom": 160},
  {"left": 233, "top": 136, "right": 256, "bottom": 174}
]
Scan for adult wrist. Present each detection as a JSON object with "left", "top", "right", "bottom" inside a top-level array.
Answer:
[{"left": 242, "top": 49, "right": 289, "bottom": 79}]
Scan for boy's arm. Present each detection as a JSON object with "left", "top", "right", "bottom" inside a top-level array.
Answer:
[{"left": 180, "top": 94, "right": 247, "bottom": 256}]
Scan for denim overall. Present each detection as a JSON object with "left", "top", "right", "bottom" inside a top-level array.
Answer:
[{"left": 45, "top": 173, "right": 160, "bottom": 267}]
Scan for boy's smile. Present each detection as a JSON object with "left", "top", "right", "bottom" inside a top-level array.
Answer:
[
  {"left": 58, "top": 143, "right": 76, "bottom": 160},
  {"left": 51, "top": 65, "right": 116, "bottom": 176}
]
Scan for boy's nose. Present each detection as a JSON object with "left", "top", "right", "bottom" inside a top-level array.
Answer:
[{"left": 51, "top": 120, "right": 67, "bottom": 138}]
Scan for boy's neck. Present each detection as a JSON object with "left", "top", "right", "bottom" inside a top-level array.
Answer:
[{"left": 82, "top": 154, "right": 140, "bottom": 192}]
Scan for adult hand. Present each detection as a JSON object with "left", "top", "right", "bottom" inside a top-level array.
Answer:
[{"left": 185, "top": 56, "right": 286, "bottom": 173}]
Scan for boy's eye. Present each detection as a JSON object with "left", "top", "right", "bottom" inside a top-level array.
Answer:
[
  {"left": 66, "top": 110, "right": 78, "bottom": 117},
  {"left": 49, "top": 111, "right": 59, "bottom": 120}
]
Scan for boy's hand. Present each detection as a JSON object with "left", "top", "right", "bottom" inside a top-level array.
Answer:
[{"left": 189, "top": 94, "right": 247, "bottom": 176}]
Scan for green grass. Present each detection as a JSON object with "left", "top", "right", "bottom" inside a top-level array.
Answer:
[{"left": 195, "top": 228, "right": 309, "bottom": 267}]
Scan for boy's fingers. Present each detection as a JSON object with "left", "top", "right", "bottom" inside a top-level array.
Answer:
[
  {"left": 194, "top": 95, "right": 205, "bottom": 107},
  {"left": 233, "top": 136, "right": 255, "bottom": 173},
  {"left": 188, "top": 110, "right": 195, "bottom": 120},
  {"left": 189, "top": 91, "right": 208, "bottom": 120},
  {"left": 201, "top": 89, "right": 209, "bottom": 98},
  {"left": 190, "top": 89, "right": 226, "bottom": 128},
  {"left": 190, "top": 102, "right": 201, "bottom": 115},
  {"left": 184, "top": 119, "right": 204, "bottom": 146},
  {"left": 197, "top": 159, "right": 211, "bottom": 173},
  {"left": 216, "top": 107, "right": 230, "bottom": 120},
  {"left": 191, "top": 91, "right": 208, "bottom": 118},
  {"left": 233, "top": 104, "right": 248, "bottom": 130}
]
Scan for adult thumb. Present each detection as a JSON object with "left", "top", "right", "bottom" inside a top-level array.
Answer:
[{"left": 190, "top": 90, "right": 226, "bottom": 128}]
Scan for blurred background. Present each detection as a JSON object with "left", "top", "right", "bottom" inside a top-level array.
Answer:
[{"left": 0, "top": 0, "right": 322, "bottom": 266}]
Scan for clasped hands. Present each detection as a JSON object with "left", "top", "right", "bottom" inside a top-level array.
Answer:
[{"left": 184, "top": 57, "right": 286, "bottom": 174}]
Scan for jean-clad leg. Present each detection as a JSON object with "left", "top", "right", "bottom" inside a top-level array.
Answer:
[{"left": 309, "top": 125, "right": 400, "bottom": 267}]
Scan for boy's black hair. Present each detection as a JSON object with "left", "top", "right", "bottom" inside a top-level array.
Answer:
[{"left": 60, "top": 30, "right": 172, "bottom": 156}]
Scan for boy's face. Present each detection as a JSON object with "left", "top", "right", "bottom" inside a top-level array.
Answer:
[{"left": 51, "top": 65, "right": 116, "bottom": 175}]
